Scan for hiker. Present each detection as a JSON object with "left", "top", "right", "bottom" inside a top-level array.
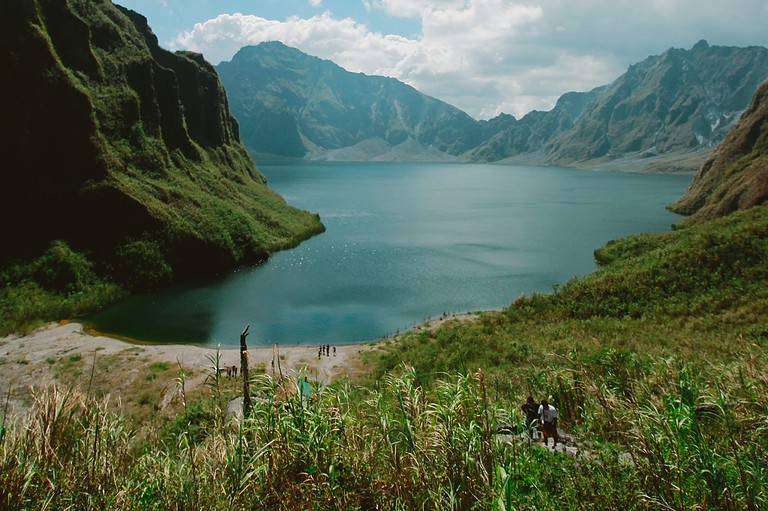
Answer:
[
  {"left": 538, "top": 398, "right": 559, "bottom": 447},
  {"left": 521, "top": 396, "right": 539, "bottom": 439},
  {"left": 333, "top": 346, "right": 337, "bottom": 357}
]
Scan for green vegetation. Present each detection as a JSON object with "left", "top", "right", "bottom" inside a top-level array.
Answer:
[
  {"left": 2, "top": 355, "right": 766, "bottom": 510},
  {"left": 0, "top": 241, "right": 124, "bottom": 336},
  {"left": 3, "top": 0, "right": 324, "bottom": 334},
  {"left": 1, "top": 206, "right": 767, "bottom": 509}
]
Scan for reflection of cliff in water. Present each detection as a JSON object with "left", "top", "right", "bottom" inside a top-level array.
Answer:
[{"left": 87, "top": 276, "right": 227, "bottom": 345}]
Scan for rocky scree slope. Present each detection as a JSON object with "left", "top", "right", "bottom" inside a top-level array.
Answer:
[{"left": 0, "top": 0, "right": 322, "bottom": 286}]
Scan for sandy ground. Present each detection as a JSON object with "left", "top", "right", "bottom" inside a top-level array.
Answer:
[
  {"left": 0, "top": 312, "right": 484, "bottom": 420},
  {"left": 0, "top": 322, "right": 374, "bottom": 419}
]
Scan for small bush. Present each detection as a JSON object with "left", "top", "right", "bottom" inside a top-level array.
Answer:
[
  {"left": 114, "top": 238, "right": 173, "bottom": 290},
  {"left": 27, "top": 241, "right": 96, "bottom": 293}
]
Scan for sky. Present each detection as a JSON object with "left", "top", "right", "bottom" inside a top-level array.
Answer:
[{"left": 118, "top": 0, "right": 768, "bottom": 119}]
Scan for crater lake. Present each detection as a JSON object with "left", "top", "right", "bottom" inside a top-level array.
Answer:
[{"left": 88, "top": 163, "right": 690, "bottom": 346}]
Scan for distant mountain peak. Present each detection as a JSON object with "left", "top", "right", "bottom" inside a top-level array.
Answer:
[
  {"left": 217, "top": 43, "right": 480, "bottom": 160},
  {"left": 692, "top": 39, "right": 710, "bottom": 51}
]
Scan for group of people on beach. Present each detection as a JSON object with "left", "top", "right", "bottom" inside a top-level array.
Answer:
[
  {"left": 521, "top": 396, "right": 559, "bottom": 447},
  {"left": 317, "top": 344, "right": 336, "bottom": 359}
]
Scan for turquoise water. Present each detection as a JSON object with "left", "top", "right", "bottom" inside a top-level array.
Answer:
[{"left": 88, "top": 163, "right": 690, "bottom": 346}]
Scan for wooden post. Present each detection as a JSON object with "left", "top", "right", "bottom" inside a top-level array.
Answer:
[{"left": 240, "top": 325, "right": 252, "bottom": 417}]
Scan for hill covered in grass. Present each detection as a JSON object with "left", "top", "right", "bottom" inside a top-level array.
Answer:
[{"left": 0, "top": 0, "right": 323, "bottom": 332}]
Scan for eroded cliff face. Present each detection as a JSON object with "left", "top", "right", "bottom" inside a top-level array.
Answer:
[
  {"left": 672, "top": 81, "right": 768, "bottom": 221},
  {"left": 543, "top": 41, "right": 768, "bottom": 164},
  {"left": 0, "top": 0, "right": 322, "bottom": 280}
]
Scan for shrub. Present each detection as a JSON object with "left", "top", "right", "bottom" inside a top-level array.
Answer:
[{"left": 114, "top": 238, "right": 173, "bottom": 290}]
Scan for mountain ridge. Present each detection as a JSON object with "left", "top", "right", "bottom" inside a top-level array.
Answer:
[
  {"left": 217, "top": 42, "right": 482, "bottom": 162},
  {"left": 219, "top": 40, "right": 768, "bottom": 171},
  {"left": 540, "top": 40, "right": 768, "bottom": 166}
]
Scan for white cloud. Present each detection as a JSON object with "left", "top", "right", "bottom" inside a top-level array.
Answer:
[
  {"left": 308, "top": 0, "right": 322, "bottom": 6},
  {"left": 172, "top": 0, "right": 768, "bottom": 119}
]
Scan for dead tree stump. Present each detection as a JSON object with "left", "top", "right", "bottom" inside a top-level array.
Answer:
[{"left": 240, "top": 325, "right": 252, "bottom": 417}]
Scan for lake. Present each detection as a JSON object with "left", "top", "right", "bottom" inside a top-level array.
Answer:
[{"left": 88, "top": 163, "right": 690, "bottom": 346}]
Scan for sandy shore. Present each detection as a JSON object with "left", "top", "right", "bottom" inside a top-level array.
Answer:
[
  {"left": 0, "top": 322, "right": 373, "bottom": 419},
  {"left": 0, "top": 312, "right": 483, "bottom": 419}
]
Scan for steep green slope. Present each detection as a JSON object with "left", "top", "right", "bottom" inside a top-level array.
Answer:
[
  {"left": 0, "top": 0, "right": 322, "bottom": 279},
  {"left": 216, "top": 42, "right": 485, "bottom": 160},
  {"left": 671, "top": 80, "right": 768, "bottom": 220},
  {"left": 544, "top": 41, "right": 768, "bottom": 165}
]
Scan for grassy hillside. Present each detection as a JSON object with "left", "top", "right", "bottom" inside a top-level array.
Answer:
[
  {"left": 0, "top": 0, "right": 323, "bottom": 332},
  {"left": 2, "top": 207, "right": 767, "bottom": 509}
]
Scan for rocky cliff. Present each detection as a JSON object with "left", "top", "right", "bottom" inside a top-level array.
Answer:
[
  {"left": 0, "top": 0, "right": 322, "bottom": 283},
  {"left": 671, "top": 80, "right": 768, "bottom": 220},
  {"left": 543, "top": 41, "right": 768, "bottom": 165}
]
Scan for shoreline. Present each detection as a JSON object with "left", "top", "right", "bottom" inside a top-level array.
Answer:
[
  {"left": 82, "top": 308, "right": 488, "bottom": 348},
  {"left": 0, "top": 312, "right": 483, "bottom": 419},
  {"left": 0, "top": 322, "right": 372, "bottom": 420},
  {"left": 258, "top": 154, "right": 704, "bottom": 175}
]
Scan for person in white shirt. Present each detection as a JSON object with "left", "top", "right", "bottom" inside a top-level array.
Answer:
[{"left": 538, "top": 399, "right": 559, "bottom": 447}]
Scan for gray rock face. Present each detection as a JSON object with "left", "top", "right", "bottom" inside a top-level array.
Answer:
[{"left": 543, "top": 41, "right": 768, "bottom": 164}]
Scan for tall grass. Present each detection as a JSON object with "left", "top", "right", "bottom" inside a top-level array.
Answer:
[{"left": 1, "top": 352, "right": 766, "bottom": 510}]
